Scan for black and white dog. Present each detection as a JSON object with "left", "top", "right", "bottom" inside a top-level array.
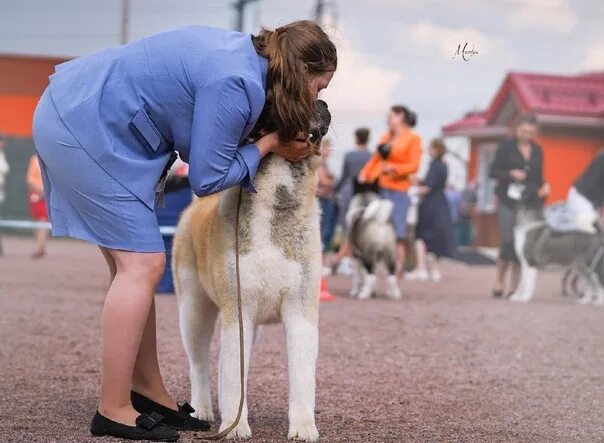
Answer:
[
  {"left": 510, "top": 200, "right": 604, "bottom": 305},
  {"left": 346, "top": 183, "right": 401, "bottom": 300}
]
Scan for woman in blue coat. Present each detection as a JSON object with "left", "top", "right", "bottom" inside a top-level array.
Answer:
[
  {"left": 411, "top": 139, "right": 455, "bottom": 282},
  {"left": 32, "top": 21, "right": 336, "bottom": 441}
]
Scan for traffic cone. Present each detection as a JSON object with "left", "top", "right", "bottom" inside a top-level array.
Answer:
[{"left": 319, "top": 276, "right": 336, "bottom": 302}]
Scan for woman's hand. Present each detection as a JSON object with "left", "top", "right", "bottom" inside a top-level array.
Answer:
[
  {"left": 272, "top": 132, "right": 312, "bottom": 162},
  {"left": 537, "top": 182, "right": 551, "bottom": 199},
  {"left": 509, "top": 169, "right": 527, "bottom": 182}
]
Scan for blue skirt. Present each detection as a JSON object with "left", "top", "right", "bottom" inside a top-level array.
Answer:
[
  {"left": 379, "top": 188, "right": 409, "bottom": 240},
  {"left": 32, "top": 89, "right": 165, "bottom": 252}
]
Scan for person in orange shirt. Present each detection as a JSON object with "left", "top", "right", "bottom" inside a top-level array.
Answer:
[
  {"left": 27, "top": 154, "right": 50, "bottom": 259},
  {"left": 358, "top": 105, "right": 422, "bottom": 276}
]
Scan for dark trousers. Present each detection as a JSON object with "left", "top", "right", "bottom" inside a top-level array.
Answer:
[{"left": 319, "top": 197, "right": 336, "bottom": 252}]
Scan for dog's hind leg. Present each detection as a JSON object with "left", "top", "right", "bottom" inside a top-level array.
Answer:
[
  {"left": 218, "top": 313, "right": 253, "bottom": 439},
  {"left": 283, "top": 310, "right": 319, "bottom": 442},
  {"left": 357, "top": 259, "right": 376, "bottom": 300},
  {"left": 176, "top": 270, "right": 218, "bottom": 421}
]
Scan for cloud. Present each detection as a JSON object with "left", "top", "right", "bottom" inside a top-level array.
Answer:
[
  {"left": 320, "top": 27, "right": 402, "bottom": 114},
  {"left": 582, "top": 41, "right": 604, "bottom": 70},
  {"left": 508, "top": 0, "right": 578, "bottom": 33},
  {"left": 408, "top": 21, "right": 502, "bottom": 60}
]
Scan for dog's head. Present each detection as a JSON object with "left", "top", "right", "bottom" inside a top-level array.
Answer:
[{"left": 247, "top": 100, "right": 331, "bottom": 155}]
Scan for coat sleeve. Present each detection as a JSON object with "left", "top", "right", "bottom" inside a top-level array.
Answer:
[
  {"left": 358, "top": 153, "right": 382, "bottom": 183},
  {"left": 188, "top": 75, "right": 263, "bottom": 197},
  {"left": 387, "top": 135, "right": 422, "bottom": 177},
  {"left": 489, "top": 140, "right": 509, "bottom": 181}
]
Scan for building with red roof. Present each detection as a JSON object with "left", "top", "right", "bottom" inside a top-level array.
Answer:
[{"left": 442, "top": 71, "right": 604, "bottom": 246}]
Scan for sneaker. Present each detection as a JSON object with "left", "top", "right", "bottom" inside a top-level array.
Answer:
[
  {"left": 430, "top": 269, "right": 442, "bottom": 282},
  {"left": 404, "top": 269, "right": 429, "bottom": 281}
]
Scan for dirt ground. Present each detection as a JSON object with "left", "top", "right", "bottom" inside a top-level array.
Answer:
[{"left": 1, "top": 236, "right": 603, "bottom": 443}]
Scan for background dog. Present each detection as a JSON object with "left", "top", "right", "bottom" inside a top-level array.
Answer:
[
  {"left": 346, "top": 183, "right": 401, "bottom": 300},
  {"left": 510, "top": 200, "right": 604, "bottom": 304},
  {"left": 172, "top": 101, "right": 330, "bottom": 441}
]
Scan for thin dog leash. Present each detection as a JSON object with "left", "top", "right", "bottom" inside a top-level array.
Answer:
[{"left": 197, "top": 185, "right": 245, "bottom": 440}]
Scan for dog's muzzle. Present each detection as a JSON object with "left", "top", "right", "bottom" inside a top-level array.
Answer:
[{"left": 309, "top": 100, "right": 331, "bottom": 145}]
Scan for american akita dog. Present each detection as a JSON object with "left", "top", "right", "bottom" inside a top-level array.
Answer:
[
  {"left": 346, "top": 186, "right": 401, "bottom": 300},
  {"left": 510, "top": 201, "right": 604, "bottom": 305},
  {"left": 172, "top": 101, "right": 330, "bottom": 441}
]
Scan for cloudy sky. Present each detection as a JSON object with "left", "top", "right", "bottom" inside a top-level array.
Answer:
[{"left": 1, "top": 0, "right": 603, "bottom": 172}]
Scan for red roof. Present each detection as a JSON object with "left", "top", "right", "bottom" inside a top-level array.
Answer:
[
  {"left": 442, "top": 111, "right": 487, "bottom": 133},
  {"left": 485, "top": 71, "right": 604, "bottom": 121}
]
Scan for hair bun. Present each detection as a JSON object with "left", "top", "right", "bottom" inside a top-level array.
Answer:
[{"left": 406, "top": 109, "right": 417, "bottom": 128}]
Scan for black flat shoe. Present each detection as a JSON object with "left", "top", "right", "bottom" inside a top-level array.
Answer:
[
  {"left": 131, "top": 391, "right": 211, "bottom": 431},
  {"left": 90, "top": 411, "right": 179, "bottom": 441}
]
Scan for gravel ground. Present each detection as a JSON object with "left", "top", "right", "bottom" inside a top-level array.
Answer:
[{"left": 1, "top": 236, "right": 603, "bottom": 443}]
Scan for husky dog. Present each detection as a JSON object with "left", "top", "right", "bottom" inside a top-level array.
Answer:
[
  {"left": 510, "top": 201, "right": 604, "bottom": 304},
  {"left": 172, "top": 101, "right": 330, "bottom": 441},
  {"left": 346, "top": 187, "right": 401, "bottom": 300}
]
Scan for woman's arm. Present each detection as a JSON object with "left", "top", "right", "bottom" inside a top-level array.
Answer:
[
  {"left": 358, "top": 153, "right": 382, "bottom": 183},
  {"left": 490, "top": 141, "right": 512, "bottom": 181},
  {"left": 318, "top": 164, "right": 336, "bottom": 187},
  {"left": 188, "top": 75, "right": 266, "bottom": 197},
  {"left": 384, "top": 136, "right": 421, "bottom": 177},
  {"left": 26, "top": 156, "right": 44, "bottom": 196}
]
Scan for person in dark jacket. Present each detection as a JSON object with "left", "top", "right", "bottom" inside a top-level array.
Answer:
[
  {"left": 567, "top": 149, "right": 604, "bottom": 233},
  {"left": 407, "top": 138, "right": 455, "bottom": 282},
  {"left": 489, "top": 114, "right": 550, "bottom": 298},
  {"left": 331, "top": 128, "right": 372, "bottom": 272}
]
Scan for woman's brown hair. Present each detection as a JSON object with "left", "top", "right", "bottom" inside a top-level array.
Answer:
[
  {"left": 430, "top": 138, "right": 446, "bottom": 159},
  {"left": 252, "top": 20, "right": 337, "bottom": 141}
]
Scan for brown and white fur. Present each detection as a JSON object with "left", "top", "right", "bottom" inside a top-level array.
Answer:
[
  {"left": 510, "top": 202, "right": 604, "bottom": 305},
  {"left": 172, "top": 102, "right": 330, "bottom": 441}
]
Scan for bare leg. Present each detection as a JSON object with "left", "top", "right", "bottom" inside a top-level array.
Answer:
[
  {"left": 97, "top": 249, "right": 166, "bottom": 426},
  {"left": 396, "top": 240, "right": 406, "bottom": 278},
  {"left": 132, "top": 298, "right": 177, "bottom": 410},
  {"left": 414, "top": 239, "right": 427, "bottom": 272},
  {"left": 100, "top": 246, "right": 177, "bottom": 410},
  {"left": 334, "top": 239, "right": 351, "bottom": 264},
  {"left": 509, "top": 262, "right": 521, "bottom": 294},
  {"left": 31, "top": 228, "right": 49, "bottom": 258},
  {"left": 494, "top": 259, "right": 510, "bottom": 293}
]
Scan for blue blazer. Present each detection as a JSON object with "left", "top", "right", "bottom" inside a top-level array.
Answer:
[{"left": 48, "top": 26, "right": 268, "bottom": 209}]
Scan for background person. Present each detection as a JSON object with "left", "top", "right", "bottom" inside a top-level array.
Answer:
[
  {"left": 26, "top": 154, "right": 50, "bottom": 259},
  {"left": 0, "top": 133, "right": 8, "bottom": 256},
  {"left": 489, "top": 114, "right": 550, "bottom": 298},
  {"left": 406, "top": 139, "right": 455, "bottom": 282},
  {"left": 332, "top": 127, "right": 372, "bottom": 273},
  {"left": 32, "top": 21, "right": 336, "bottom": 441},
  {"left": 358, "top": 105, "right": 422, "bottom": 277},
  {"left": 317, "top": 139, "right": 337, "bottom": 256}
]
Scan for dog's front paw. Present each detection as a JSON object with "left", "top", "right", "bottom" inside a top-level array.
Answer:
[
  {"left": 288, "top": 422, "right": 319, "bottom": 442},
  {"left": 220, "top": 420, "right": 251, "bottom": 440},
  {"left": 191, "top": 404, "right": 214, "bottom": 422}
]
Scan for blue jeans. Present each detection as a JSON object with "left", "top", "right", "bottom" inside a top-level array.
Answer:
[{"left": 319, "top": 197, "right": 336, "bottom": 252}]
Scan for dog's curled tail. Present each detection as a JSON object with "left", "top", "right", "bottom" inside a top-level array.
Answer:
[{"left": 362, "top": 200, "right": 394, "bottom": 224}]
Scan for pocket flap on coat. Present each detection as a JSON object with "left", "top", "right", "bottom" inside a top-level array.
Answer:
[{"left": 129, "top": 108, "right": 164, "bottom": 152}]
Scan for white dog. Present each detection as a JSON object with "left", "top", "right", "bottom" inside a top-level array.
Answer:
[
  {"left": 172, "top": 101, "right": 330, "bottom": 441},
  {"left": 346, "top": 190, "right": 401, "bottom": 300}
]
